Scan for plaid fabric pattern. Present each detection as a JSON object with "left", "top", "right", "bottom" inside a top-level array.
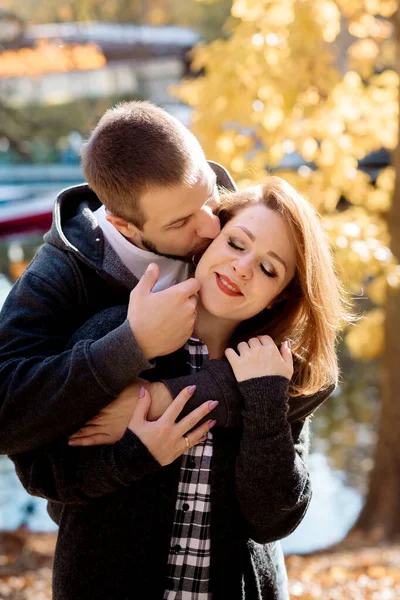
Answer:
[{"left": 164, "top": 337, "right": 213, "bottom": 600}]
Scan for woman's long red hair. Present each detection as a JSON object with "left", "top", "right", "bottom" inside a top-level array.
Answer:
[{"left": 217, "top": 178, "right": 353, "bottom": 397}]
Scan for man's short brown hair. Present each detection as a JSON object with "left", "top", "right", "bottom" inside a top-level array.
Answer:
[{"left": 81, "top": 101, "right": 204, "bottom": 228}]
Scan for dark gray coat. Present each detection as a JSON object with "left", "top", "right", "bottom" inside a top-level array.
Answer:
[{"left": 13, "top": 365, "right": 311, "bottom": 600}]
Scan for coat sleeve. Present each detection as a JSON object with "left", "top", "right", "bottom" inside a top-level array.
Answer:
[
  {"left": 234, "top": 376, "right": 313, "bottom": 544},
  {"left": 161, "top": 359, "right": 244, "bottom": 429},
  {"left": 163, "top": 362, "right": 335, "bottom": 428},
  {"left": 11, "top": 429, "right": 161, "bottom": 504},
  {"left": 0, "top": 244, "right": 153, "bottom": 455}
]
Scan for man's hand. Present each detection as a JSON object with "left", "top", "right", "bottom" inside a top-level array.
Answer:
[
  {"left": 128, "top": 263, "right": 200, "bottom": 360},
  {"left": 68, "top": 380, "right": 146, "bottom": 447},
  {"left": 225, "top": 336, "right": 293, "bottom": 382},
  {"left": 129, "top": 386, "right": 217, "bottom": 466},
  {"left": 146, "top": 382, "right": 175, "bottom": 420}
]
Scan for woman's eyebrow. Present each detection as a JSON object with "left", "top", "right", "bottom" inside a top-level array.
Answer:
[
  {"left": 235, "top": 225, "right": 255, "bottom": 241},
  {"left": 234, "top": 225, "right": 287, "bottom": 272},
  {"left": 268, "top": 251, "right": 287, "bottom": 272}
]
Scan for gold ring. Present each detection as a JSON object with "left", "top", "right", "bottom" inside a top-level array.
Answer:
[{"left": 184, "top": 435, "right": 190, "bottom": 449}]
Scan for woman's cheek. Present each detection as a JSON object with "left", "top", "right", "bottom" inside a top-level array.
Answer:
[{"left": 194, "top": 260, "right": 206, "bottom": 281}]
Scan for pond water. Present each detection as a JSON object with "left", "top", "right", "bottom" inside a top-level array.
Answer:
[{"left": 0, "top": 213, "right": 380, "bottom": 555}]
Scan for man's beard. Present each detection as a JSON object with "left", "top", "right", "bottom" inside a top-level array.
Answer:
[{"left": 141, "top": 236, "right": 211, "bottom": 263}]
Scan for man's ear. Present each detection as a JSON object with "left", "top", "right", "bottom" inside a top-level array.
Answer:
[{"left": 106, "top": 212, "right": 140, "bottom": 240}]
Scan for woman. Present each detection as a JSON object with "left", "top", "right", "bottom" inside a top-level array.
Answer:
[{"left": 13, "top": 177, "right": 350, "bottom": 600}]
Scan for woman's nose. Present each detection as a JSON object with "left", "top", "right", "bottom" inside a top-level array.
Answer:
[{"left": 232, "top": 258, "right": 252, "bottom": 280}]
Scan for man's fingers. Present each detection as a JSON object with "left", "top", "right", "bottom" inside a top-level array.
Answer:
[
  {"left": 69, "top": 425, "right": 100, "bottom": 440},
  {"left": 161, "top": 385, "right": 196, "bottom": 423},
  {"left": 168, "top": 277, "right": 201, "bottom": 298},
  {"left": 187, "top": 296, "right": 198, "bottom": 312},
  {"left": 68, "top": 434, "right": 112, "bottom": 447},
  {"left": 134, "top": 263, "right": 160, "bottom": 295},
  {"left": 176, "top": 400, "right": 219, "bottom": 437}
]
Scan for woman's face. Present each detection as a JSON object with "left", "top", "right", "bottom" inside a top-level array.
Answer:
[{"left": 195, "top": 203, "right": 297, "bottom": 323}]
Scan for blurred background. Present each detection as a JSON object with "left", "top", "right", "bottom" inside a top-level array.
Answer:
[{"left": 0, "top": 1, "right": 399, "bottom": 598}]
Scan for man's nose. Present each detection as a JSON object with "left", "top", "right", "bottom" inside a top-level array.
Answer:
[
  {"left": 196, "top": 208, "right": 221, "bottom": 240},
  {"left": 232, "top": 258, "right": 252, "bottom": 280}
]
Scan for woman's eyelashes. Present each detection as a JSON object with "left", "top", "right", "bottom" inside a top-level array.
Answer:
[
  {"left": 260, "top": 264, "right": 277, "bottom": 278},
  {"left": 227, "top": 238, "right": 245, "bottom": 252},
  {"left": 227, "top": 237, "right": 277, "bottom": 279}
]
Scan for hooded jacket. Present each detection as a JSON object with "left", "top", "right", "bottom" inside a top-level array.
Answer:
[
  {"left": 12, "top": 349, "right": 311, "bottom": 600},
  {"left": 11, "top": 283, "right": 309, "bottom": 600}
]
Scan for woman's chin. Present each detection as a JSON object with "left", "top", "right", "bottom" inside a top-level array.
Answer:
[
  {"left": 199, "top": 295, "right": 240, "bottom": 321},
  {"left": 199, "top": 283, "right": 248, "bottom": 320}
]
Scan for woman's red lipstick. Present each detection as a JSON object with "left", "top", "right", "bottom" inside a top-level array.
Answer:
[{"left": 215, "top": 273, "right": 243, "bottom": 296}]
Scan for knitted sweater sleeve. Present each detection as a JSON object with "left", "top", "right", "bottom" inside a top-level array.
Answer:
[
  {"left": 11, "top": 429, "right": 161, "bottom": 504},
  {"left": 235, "top": 376, "right": 312, "bottom": 544}
]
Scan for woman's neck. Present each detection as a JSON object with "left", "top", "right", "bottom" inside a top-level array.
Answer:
[{"left": 194, "top": 303, "right": 238, "bottom": 359}]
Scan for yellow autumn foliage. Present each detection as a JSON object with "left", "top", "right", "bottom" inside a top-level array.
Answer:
[
  {"left": 177, "top": 0, "right": 399, "bottom": 360},
  {"left": 345, "top": 308, "right": 385, "bottom": 359},
  {"left": 0, "top": 40, "right": 106, "bottom": 78}
]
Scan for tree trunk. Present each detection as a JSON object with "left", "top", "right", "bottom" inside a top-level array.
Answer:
[{"left": 344, "top": 10, "right": 400, "bottom": 546}]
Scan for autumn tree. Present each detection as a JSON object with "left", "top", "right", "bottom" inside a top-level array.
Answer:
[
  {"left": 177, "top": 0, "right": 400, "bottom": 544},
  {"left": 349, "top": 8, "right": 400, "bottom": 546}
]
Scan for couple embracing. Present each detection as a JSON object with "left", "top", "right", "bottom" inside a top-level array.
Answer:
[{"left": 0, "top": 102, "right": 350, "bottom": 599}]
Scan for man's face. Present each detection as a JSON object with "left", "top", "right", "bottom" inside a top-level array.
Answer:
[{"left": 135, "top": 165, "right": 221, "bottom": 260}]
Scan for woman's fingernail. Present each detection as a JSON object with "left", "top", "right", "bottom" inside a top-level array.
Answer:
[
  {"left": 287, "top": 340, "right": 292, "bottom": 349},
  {"left": 188, "top": 385, "right": 196, "bottom": 394},
  {"left": 68, "top": 441, "right": 76, "bottom": 446},
  {"left": 208, "top": 400, "right": 219, "bottom": 411},
  {"left": 208, "top": 419, "right": 217, "bottom": 429},
  {"left": 139, "top": 386, "right": 145, "bottom": 398},
  {"left": 199, "top": 434, "right": 208, "bottom": 442}
]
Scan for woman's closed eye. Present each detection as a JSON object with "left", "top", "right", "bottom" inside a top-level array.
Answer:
[
  {"left": 227, "top": 237, "right": 277, "bottom": 278},
  {"left": 227, "top": 237, "right": 245, "bottom": 252},
  {"left": 260, "top": 264, "right": 277, "bottom": 278}
]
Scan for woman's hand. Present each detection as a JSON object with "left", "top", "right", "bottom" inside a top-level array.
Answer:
[
  {"left": 129, "top": 386, "right": 217, "bottom": 466},
  {"left": 225, "top": 336, "right": 293, "bottom": 382}
]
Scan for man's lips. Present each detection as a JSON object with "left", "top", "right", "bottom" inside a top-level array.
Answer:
[{"left": 215, "top": 273, "right": 243, "bottom": 296}]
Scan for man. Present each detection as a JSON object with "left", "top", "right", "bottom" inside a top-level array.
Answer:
[{"left": 0, "top": 101, "right": 244, "bottom": 456}]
